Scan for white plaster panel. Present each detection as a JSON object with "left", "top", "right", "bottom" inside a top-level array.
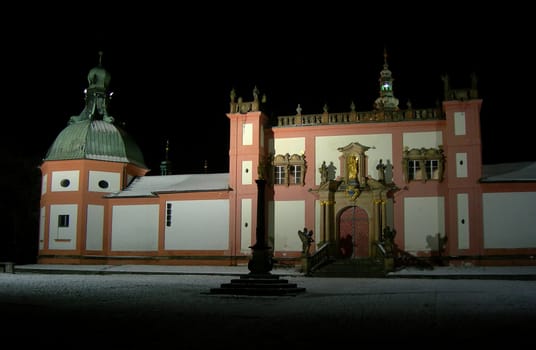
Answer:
[
  {"left": 51, "top": 170, "right": 80, "bottom": 192},
  {"left": 270, "top": 200, "right": 305, "bottom": 252},
  {"left": 273, "top": 137, "right": 306, "bottom": 157},
  {"left": 86, "top": 204, "right": 104, "bottom": 251},
  {"left": 41, "top": 174, "right": 47, "bottom": 195},
  {"left": 88, "top": 171, "right": 120, "bottom": 192},
  {"left": 48, "top": 204, "right": 78, "bottom": 250},
  {"left": 242, "top": 123, "right": 253, "bottom": 145},
  {"left": 457, "top": 193, "right": 470, "bottom": 249},
  {"left": 483, "top": 192, "right": 536, "bottom": 248},
  {"left": 39, "top": 207, "right": 45, "bottom": 249},
  {"left": 164, "top": 200, "right": 229, "bottom": 250},
  {"left": 456, "top": 153, "right": 468, "bottom": 178},
  {"left": 404, "top": 197, "right": 445, "bottom": 252},
  {"left": 241, "top": 198, "right": 252, "bottom": 252},
  {"left": 403, "top": 131, "right": 443, "bottom": 150},
  {"left": 454, "top": 112, "right": 466, "bottom": 136},
  {"left": 242, "top": 160, "right": 253, "bottom": 185},
  {"left": 112, "top": 205, "right": 159, "bottom": 251}
]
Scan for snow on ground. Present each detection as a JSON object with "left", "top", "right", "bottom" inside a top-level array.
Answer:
[{"left": 1, "top": 273, "right": 535, "bottom": 346}]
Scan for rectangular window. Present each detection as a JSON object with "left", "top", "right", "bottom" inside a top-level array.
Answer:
[
  {"left": 58, "top": 214, "right": 69, "bottom": 227},
  {"left": 425, "top": 160, "right": 439, "bottom": 180},
  {"left": 408, "top": 160, "right": 421, "bottom": 180},
  {"left": 274, "top": 165, "right": 286, "bottom": 185},
  {"left": 166, "top": 203, "right": 172, "bottom": 227},
  {"left": 289, "top": 165, "right": 302, "bottom": 184},
  {"left": 403, "top": 147, "right": 444, "bottom": 183},
  {"left": 271, "top": 153, "right": 306, "bottom": 187}
]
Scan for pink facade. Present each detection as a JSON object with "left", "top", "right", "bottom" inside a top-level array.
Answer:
[{"left": 37, "top": 58, "right": 536, "bottom": 269}]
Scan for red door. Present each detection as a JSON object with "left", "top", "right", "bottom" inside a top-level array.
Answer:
[{"left": 339, "top": 206, "right": 369, "bottom": 258}]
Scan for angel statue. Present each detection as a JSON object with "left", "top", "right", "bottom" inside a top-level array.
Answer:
[{"left": 298, "top": 227, "right": 314, "bottom": 256}]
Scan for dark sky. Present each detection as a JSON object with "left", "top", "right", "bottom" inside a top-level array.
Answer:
[{"left": 4, "top": 7, "right": 531, "bottom": 174}]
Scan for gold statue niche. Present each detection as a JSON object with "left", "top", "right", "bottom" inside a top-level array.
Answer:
[
  {"left": 347, "top": 154, "right": 358, "bottom": 182},
  {"left": 338, "top": 142, "right": 371, "bottom": 189}
]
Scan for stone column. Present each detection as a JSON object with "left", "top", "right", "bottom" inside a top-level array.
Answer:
[
  {"left": 319, "top": 200, "right": 327, "bottom": 244},
  {"left": 248, "top": 179, "right": 273, "bottom": 274},
  {"left": 326, "top": 180, "right": 340, "bottom": 256}
]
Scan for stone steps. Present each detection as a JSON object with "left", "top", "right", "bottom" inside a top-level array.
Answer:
[
  {"left": 210, "top": 273, "right": 306, "bottom": 296},
  {"left": 311, "top": 258, "right": 387, "bottom": 278}
]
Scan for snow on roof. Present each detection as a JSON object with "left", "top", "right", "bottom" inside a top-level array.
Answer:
[
  {"left": 106, "top": 173, "right": 230, "bottom": 197},
  {"left": 480, "top": 162, "right": 536, "bottom": 183}
]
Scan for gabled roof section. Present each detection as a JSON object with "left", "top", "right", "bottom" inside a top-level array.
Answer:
[
  {"left": 480, "top": 162, "right": 536, "bottom": 183},
  {"left": 106, "top": 173, "right": 231, "bottom": 198}
]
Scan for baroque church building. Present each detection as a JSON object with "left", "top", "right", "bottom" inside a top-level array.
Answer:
[{"left": 37, "top": 53, "right": 536, "bottom": 275}]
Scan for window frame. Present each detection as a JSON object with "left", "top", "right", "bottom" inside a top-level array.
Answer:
[
  {"left": 402, "top": 146, "right": 444, "bottom": 183},
  {"left": 271, "top": 153, "right": 306, "bottom": 186},
  {"left": 58, "top": 214, "right": 70, "bottom": 228}
]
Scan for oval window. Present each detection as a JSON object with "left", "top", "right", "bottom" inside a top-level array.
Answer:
[
  {"left": 60, "top": 179, "right": 70, "bottom": 187},
  {"left": 98, "top": 180, "right": 109, "bottom": 189}
]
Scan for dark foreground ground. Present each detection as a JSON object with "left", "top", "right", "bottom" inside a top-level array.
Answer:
[{"left": 1, "top": 272, "right": 535, "bottom": 347}]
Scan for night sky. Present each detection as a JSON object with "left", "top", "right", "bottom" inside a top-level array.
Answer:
[{"left": 4, "top": 7, "right": 531, "bottom": 175}]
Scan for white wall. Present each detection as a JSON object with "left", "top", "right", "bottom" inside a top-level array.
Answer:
[
  {"left": 41, "top": 174, "right": 47, "bottom": 195},
  {"left": 243, "top": 123, "right": 253, "bottom": 145},
  {"left": 112, "top": 205, "right": 159, "bottom": 251},
  {"left": 269, "top": 200, "right": 305, "bottom": 253},
  {"left": 88, "top": 171, "right": 121, "bottom": 192},
  {"left": 241, "top": 198, "right": 252, "bottom": 252},
  {"left": 165, "top": 200, "right": 229, "bottom": 250},
  {"left": 483, "top": 192, "right": 536, "bottom": 248},
  {"left": 403, "top": 131, "right": 443, "bottom": 149},
  {"left": 316, "top": 134, "right": 393, "bottom": 185},
  {"left": 454, "top": 112, "right": 466, "bottom": 136},
  {"left": 39, "top": 207, "right": 45, "bottom": 249},
  {"left": 457, "top": 193, "right": 470, "bottom": 249},
  {"left": 404, "top": 197, "right": 445, "bottom": 252},
  {"left": 273, "top": 137, "right": 305, "bottom": 157},
  {"left": 49, "top": 204, "right": 78, "bottom": 250},
  {"left": 242, "top": 160, "right": 253, "bottom": 185},
  {"left": 456, "top": 153, "right": 468, "bottom": 178},
  {"left": 51, "top": 170, "right": 80, "bottom": 192},
  {"left": 86, "top": 205, "right": 104, "bottom": 251}
]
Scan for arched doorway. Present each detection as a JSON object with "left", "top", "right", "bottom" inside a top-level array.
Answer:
[{"left": 339, "top": 206, "right": 369, "bottom": 258}]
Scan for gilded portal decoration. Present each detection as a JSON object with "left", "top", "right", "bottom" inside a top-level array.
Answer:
[{"left": 337, "top": 142, "right": 371, "bottom": 188}]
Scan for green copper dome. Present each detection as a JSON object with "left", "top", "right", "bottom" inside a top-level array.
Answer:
[
  {"left": 44, "top": 52, "right": 147, "bottom": 169},
  {"left": 45, "top": 119, "right": 147, "bottom": 168}
]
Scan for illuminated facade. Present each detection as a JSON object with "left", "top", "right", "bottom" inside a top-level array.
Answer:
[{"left": 37, "top": 53, "right": 536, "bottom": 272}]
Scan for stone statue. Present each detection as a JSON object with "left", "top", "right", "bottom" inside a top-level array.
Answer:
[
  {"left": 327, "top": 161, "right": 337, "bottom": 182},
  {"left": 441, "top": 74, "right": 450, "bottom": 100},
  {"left": 383, "top": 226, "right": 396, "bottom": 242},
  {"left": 376, "top": 159, "right": 386, "bottom": 182},
  {"left": 298, "top": 227, "right": 314, "bottom": 256},
  {"left": 319, "top": 161, "right": 328, "bottom": 184},
  {"left": 230, "top": 88, "right": 236, "bottom": 103},
  {"left": 382, "top": 226, "right": 396, "bottom": 256}
]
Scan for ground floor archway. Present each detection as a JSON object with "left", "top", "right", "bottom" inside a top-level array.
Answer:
[{"left": 338, "top": 206, "right": 369, "bottom": 258}]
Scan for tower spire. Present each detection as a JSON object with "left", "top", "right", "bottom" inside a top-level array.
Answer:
[
  {"left": 160, "top": 140, "right": 172, "bottom": 175},
  {"left": 69, "top": 52, "right": 114, "bottom": 124},
  {"left": 374, "top": 47, "right": 399, "bottom": 111}
]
